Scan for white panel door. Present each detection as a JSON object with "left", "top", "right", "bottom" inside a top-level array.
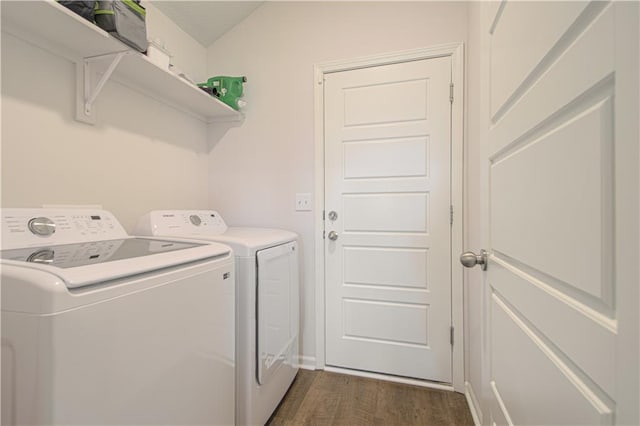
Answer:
[
  {"left": 480, "top": 1, "right": 638, "bottom": 424},
  {"left": 324, "top": 57, "right": 452, "bottom": 382}
]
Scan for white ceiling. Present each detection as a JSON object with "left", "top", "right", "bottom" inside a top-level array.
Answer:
[{"left": 150, "top": 1, "right": 263, "bottom": 47}]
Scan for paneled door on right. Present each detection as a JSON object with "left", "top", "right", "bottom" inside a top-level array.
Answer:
[
  {"left": 324, "top": 57, "right": 452, "bottom": 382},
  {"left": 482, "top": 1, "right": 638, "bottom": 424}
]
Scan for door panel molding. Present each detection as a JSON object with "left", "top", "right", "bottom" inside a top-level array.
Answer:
[
  {"left": 491, "top": 266, "right": 617, "bottom": 400},
  {"left": 490, "top": 292, "right": 614, "bottom": 425},
  {"left": 489, "top": 4, "right": 614, "bottom": 154},
  {"left": 481, "top": 1, "right": 639, "bottom": 423},
  {"left": 489, "top": 2, "right": 606, "bottom": 122},
  {"left": 314, "top": 42, "right": 465, "bottom": 391},
  {"left": 490, "top": 93, "right": 615, "bottom": 309}
]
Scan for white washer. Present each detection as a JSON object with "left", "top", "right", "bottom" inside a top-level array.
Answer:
[
  {"left": 136, "top": 210, "right": 299, "bottom": 426},
  {"left": 1, "top": 208, "right": 235, "bottom": 426}
]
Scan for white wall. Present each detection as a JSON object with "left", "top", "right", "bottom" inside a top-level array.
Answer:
[
  {"left": 145, "top": 2, "right": 208, "bottom": 83},
  {"left": 1, "top": 5, "right": 209, "bottom": 232},
  {"left": 205, "top": 2, "right": 469, "bottom": 366}
]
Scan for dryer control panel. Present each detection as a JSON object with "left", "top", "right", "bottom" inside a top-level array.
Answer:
[
  {"left": 135, "top": 210, "right": 228, "bottom": 237},
  {"left": 1, "top": 208, "right": 128, "bottom": 249}
]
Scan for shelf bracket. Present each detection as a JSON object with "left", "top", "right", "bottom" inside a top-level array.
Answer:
[{"left": 76, "top": 51, "right": 131, "bottom": 124}]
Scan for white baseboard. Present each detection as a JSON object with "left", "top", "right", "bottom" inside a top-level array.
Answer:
[
  {"left": 465, "top": 381, "right": 483, "bottom": 426},
  {"left": 322, "top": 366, "right": 454, "bottom": 391},
  {"left": 298, "top": 355, "right": 317, "bottom": 371}
]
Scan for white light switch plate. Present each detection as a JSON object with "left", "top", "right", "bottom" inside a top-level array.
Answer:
[{"left": 295, "top": 193, "right": 312, "bottom": 211}]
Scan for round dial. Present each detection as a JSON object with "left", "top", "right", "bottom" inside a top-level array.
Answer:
[
  {"left": 27, "top": 249, "right": 55, "bottom": 264},
  {"left": 189, "top": 215, "right": 202, "bottom": 226},
  {"left": 28, "top": 217, "right": 56, "bottom": 237}
]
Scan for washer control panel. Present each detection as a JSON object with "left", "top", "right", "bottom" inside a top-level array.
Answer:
[
  {"left": 1, "top": 208, "right": 128, "bottom": 249},
  {"left": 136, "top": 210, "right": 228, "bottom": 237}
]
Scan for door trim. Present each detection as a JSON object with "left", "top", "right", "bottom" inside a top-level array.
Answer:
[{"left": 313, "top": 42, "right": 465, "bottom": 391}]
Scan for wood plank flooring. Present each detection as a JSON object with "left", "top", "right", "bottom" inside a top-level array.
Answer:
[{"left": 266, "top": 370, "right": 474, "bottom": 426}]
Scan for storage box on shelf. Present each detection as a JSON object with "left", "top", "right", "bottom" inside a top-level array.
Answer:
[
  {"left": 147, "top": 41, "right": 172, "bottom": 70},
  {"left": 1, "top": 0, "right": 242, "bottom": 124}
]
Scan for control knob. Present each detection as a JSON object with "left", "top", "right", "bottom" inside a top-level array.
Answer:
[
  {"left": 28, "top": 217, "right": 56, "bottom": 237},
  {"left": 189, "top": 215, "right": 202, "bottom": 226},
  {"left": 27, "top": 249, "right": 55, "bottom": 264}
]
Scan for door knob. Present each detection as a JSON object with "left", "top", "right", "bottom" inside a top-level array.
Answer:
[
  {"left": 328, "top": 231, "right": 339, "bottom": 241},
  {"left": 460, "top": 250, "right": 488, "bottom": 270}
]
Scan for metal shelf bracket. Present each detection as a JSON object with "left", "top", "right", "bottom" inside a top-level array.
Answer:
[{"left": 76, "top": 50, "right": 131, "bottom": 124}]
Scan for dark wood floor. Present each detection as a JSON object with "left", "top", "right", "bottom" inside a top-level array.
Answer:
[{"left": 266, "top": 370, "right": 474, "bottom": 426}]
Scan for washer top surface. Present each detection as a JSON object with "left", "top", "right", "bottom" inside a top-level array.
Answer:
[
  {"left": 135, "top": 210, "right": 298, "bottom": 257},
  {"left": 1, "top": 208, "right": 231, "bottom": 288}
]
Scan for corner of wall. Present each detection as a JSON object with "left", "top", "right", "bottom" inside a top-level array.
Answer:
[{"left": 144, "top": 3, "right": 208, "bottom": 83}]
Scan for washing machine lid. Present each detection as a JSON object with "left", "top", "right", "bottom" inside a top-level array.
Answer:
[
  {"left": 135, "top": 210, "right": 297, "bottom": 257},
  {"left": 0, "top": 237, "right": 230, "bottom": 288},
  {"left": 200, "top": 227, "right": 297, "bottom": 257}
]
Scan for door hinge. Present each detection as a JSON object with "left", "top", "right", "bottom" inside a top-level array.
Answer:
[
  {"left": 450, "top": 326, "right": 454, "bottom": 346},
  {"left": 450, "top": 205, "right": 454, "bottom": 226},
  {"left": 323, "top": 210, "right": 326, "bottom": 220},
  {"left": 323, "top": 230, "right": 326, "bottom": 239},
  {"left": 449, "top": 83, "right": 454, "bottom": 103}
]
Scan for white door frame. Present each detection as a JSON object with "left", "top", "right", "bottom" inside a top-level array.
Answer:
[{"left": 313, "top": 42, "right": 465, "bottom": 392}]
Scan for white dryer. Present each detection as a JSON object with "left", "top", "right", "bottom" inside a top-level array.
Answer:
[
  {"left": 136, "top": 210, "right": 299, "bottom": 426},
  {"left": 1, "top": 208, "right": 235, "bottom": 426}
]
